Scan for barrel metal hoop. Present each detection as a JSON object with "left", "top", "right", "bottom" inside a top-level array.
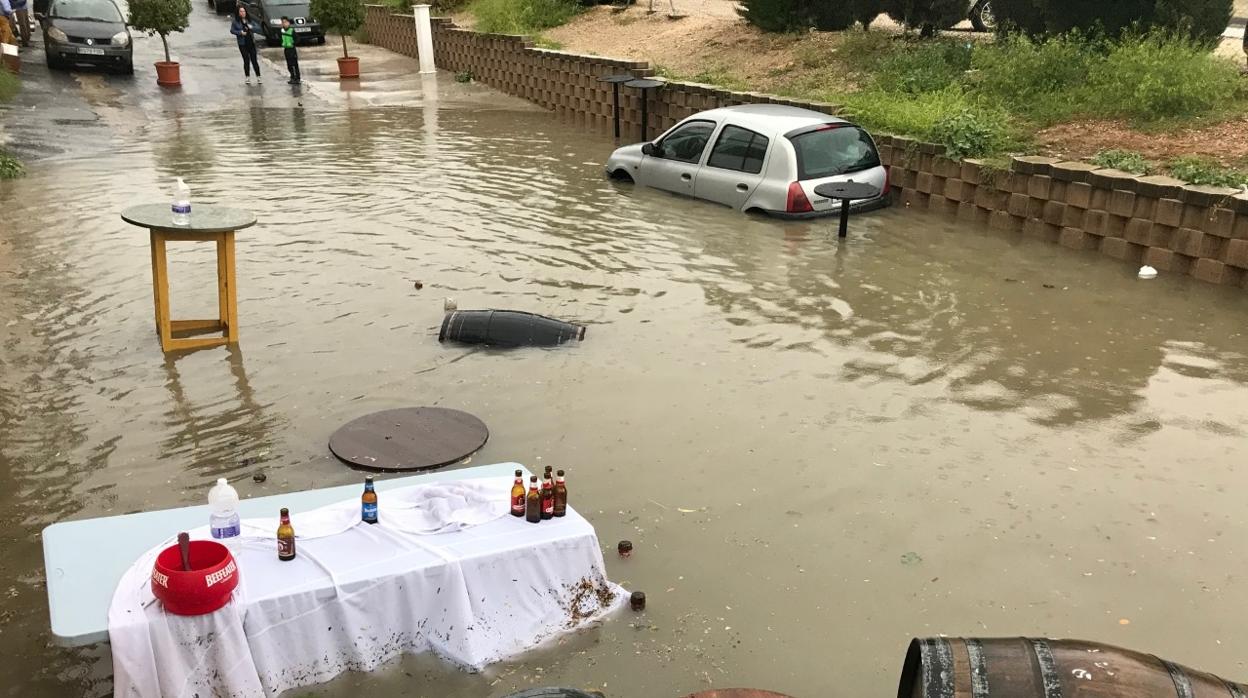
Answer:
[
  {"left": 1029, "top": 639, "right": 1063, "bottom": 698},
  {"left": 1160, "top": 659, "right": 1195, "bottom": 698},
  {"left": 1225, "top": 681, "right": 1248, "bottom": 698},
  {"left": 965, "top": 638, "right": 991, "bottom": 698},
  {"left": 921, "top": 638, "right": 955, "bottom": 698}
]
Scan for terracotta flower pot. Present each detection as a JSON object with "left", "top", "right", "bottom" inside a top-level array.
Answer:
[
  {"left": 337, "top": 56, "right": 360, "bottom": 79},
  {"left": 155, "top": 61, "right": 181, "bottom": 87}
]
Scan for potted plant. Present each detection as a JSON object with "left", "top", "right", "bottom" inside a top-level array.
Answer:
[
  {"left": 310, "top": 0, "right": 364, "bottom": 79},
  {"left": 127, "top": 0, "right": 192, "bottom": 86}
]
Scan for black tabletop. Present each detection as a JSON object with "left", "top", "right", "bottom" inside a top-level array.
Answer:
[
  {"left": 598, "top": 74, "right": 635, "bottom": 84},
  {"left": 121, "top": 204, "right": 257, "bottom": 233},
  {"left": 624, "top": 78, "right": 664, "bottom": 90},
  {"left": 813, "top": 181, "right": 880, "bottom": 201}
]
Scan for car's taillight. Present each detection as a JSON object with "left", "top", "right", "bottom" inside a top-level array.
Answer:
[
  {"left": 882, "top": 165, "right": 891, "bottom": 195},
  {"left": 786, "top": 182, "right": 813, "bottom": 213}
]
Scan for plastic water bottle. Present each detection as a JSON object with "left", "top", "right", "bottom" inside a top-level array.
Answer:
[
  {"left": 172, "top": 177, "right": 191, "bottom": 226},
  {"left": 208, "top": 478, "right": 241, "bottom": 539}
]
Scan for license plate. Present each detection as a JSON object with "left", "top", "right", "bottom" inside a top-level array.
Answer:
[
  {"left": 78, "top": 47, "right": 106, "bottom": 55},
  {"left": 294, "top": 27, "right": 310, "bottom": 32}
]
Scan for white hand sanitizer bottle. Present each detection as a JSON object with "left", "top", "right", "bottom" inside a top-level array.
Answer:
[
  {"left": 172, "top": 178, "right": 191, "bottom": 225},
  {"left": 208, "top": 478, "right": 241, "bottom": 539}
]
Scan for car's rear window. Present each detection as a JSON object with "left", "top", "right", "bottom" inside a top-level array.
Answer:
[{"left": 789, "top": 126, "right": 881, "bottom": 181}]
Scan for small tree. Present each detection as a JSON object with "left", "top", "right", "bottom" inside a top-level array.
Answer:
[
  {"left": 311, "top": 0, "right": 366, "bottom": 59},
  {"left": 127, "top": 0, "right": 192, "bottom": 64},
  {"left": 884, "top": 0, "right": 966, "bottom": 36}
]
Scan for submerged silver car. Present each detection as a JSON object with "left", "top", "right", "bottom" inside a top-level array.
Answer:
[{"left": 605, "top": 104, "right": 890, "bottom": 219}]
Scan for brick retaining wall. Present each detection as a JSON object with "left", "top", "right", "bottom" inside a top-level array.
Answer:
[{"left": 363, "top": 6, "right": 1248, "bottom": 290}]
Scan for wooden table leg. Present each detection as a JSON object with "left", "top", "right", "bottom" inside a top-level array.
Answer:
[
  {"left": 223, "top": 230, "right": 239, "bottom": 344},
  {"left": 149, "top": 231, "right": 161, "bottom": 334},
  {"left": 152, "top": 232, "right": 173, "bottom": 352},
  {"left": 216, "top": 232, "right": 229, "bottom": 335}
]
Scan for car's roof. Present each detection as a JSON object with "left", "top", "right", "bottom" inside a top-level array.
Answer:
[{"left": 691, "top": 104, "right": 849, "bottom": 135}]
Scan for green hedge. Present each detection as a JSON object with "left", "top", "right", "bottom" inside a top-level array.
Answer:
[{"left": 994, "top": 0, "right": 1232, "bottom": 43}]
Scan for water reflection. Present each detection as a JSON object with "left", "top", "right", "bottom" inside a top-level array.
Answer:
[{"left": 1, "top": 102, "right": 1247, "bottom": 698}]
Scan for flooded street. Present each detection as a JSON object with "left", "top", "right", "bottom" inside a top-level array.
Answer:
[{"left": 3, "top": 9, "right": 1248, "bottom": 697}]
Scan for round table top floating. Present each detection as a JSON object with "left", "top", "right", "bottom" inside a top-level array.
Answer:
[
  {"left": 121, "top": 203, "right": 258, "bottom": 234},
  {"left": 329, "top": 407, "right": 489, "bottom": 472},
  {"left": 812, "top": 181, "right": 881, "bottom": 201},
  {"left": 624, "top": 78, "right": 664, "bottom": 90},
  {"left": 598, "top": 74, "right": 636, "bottom": 84}
]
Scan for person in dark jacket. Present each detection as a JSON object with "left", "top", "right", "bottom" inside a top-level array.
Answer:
[{"left": 230, "top": 6, "right": 261, "bottom": 84}]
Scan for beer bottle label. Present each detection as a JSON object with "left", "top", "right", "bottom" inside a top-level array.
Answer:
[
  {"left": 278, "top": 537, "right": 295, "bottom": 557},
  {"left": 511, "top": 494, "right": 524, "bottom": 514},
  {"left": 362, "top": 502, "right": 378, "bottom": 522}
]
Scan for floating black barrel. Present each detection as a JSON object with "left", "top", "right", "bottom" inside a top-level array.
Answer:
[
  {"left": 899, "top": 637, "right": 1248, "bottom": 698},
  {"left": 439, "top": 310, "right": 586, "bottom": 348},
  {"left": 502, "top": 689, "right": 604, "bottom": 698}
]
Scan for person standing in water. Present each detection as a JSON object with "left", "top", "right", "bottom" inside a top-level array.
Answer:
[
  {"left": 230, "top": 6, "right": 261, "bottom": 84},
  {"left": 280, "top": 17, "right": 301, "bottom": 84}
]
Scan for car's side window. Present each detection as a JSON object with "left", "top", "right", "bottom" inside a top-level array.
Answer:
[
  {"left": 658, "top": 121, "right": 717, "bottom": 164},
  {"left": 706, "top": 125, "right": 770, "bottom": 175}
]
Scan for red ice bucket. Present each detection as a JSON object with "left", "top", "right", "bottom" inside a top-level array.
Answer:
[{"left": 151, "top": 540, "right": 239, "bottom": 615}]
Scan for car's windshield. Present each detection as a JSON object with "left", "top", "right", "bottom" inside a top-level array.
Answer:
[
  {"left": 51, "top": 0, "right": 123, "bottom": 21},
  {"left": 790, "top": 126, "right": 881, "bottom": 180}
]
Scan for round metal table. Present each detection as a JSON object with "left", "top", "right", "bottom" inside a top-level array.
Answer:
[
  {"left": 624, "top": 78, "right": 664, "bottom": 141},
  {"left": 812, "top": 181, "right": 880, "bottom": 238},
  {"left": 598, "top": 74, "right": 635, "bottom": 139},
  {"left": 121, "top": 203, "right": 257, "bottom": 352},
  {"left": 329, "top": 407, "right": 490, "bottom": 472}
]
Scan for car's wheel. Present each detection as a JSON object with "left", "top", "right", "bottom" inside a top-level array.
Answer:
[
  {"left": 969, "top": 0, "right": 994, "bottom": 32},
  {"left": 46, "top": 51, "right": 65, "bottom": 70},
  {"left": 608, "top": 169, "right": 634, "bottom": 182},
  {"left": 317, "top": 35, "right": 325, "bottom": 44},
  {"left": 119, "top": 60, "right": 134, "bottom": 75}
]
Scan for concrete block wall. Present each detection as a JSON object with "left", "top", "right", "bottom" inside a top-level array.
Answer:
[{"left": 363, "top": 6, "right": 1248, "bottom": 290}]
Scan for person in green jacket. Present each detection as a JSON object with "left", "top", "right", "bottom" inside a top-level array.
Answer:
[{"left": 280, "top": 17, "right": 301, "bottom": 84}]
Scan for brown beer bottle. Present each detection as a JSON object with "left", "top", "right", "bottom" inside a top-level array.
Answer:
[
  {"left": 277, "top": 508, "right": 296, "bottom": 561},
  {"left": 553, "top": 469, "right": 567, "bottom": 517},
  {"left": 525, "top": 475, "right": 542, "bottom": 523},
  {"left": 541, "top": 472, "right": 554, "bottom": 519},
  {"left": 510, "top": 469, "right": 525, "bottom": 517}
]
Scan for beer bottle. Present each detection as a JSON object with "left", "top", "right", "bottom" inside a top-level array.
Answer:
[
  {"left": 553, "top": 469, "right": 567, "bottom": 517},
  {"left": 525, "top": 475, "right": 542, "bottom": 523},
  {"left": 277, "top": 508, "right": 296, "bottom": 561},
  {"left": 544, "top": 465, "right": 553, "bottom": 481},
  {"left": 362, "top": 477, "right": 378, "bottom": 525},
  {"left": 510, "top": 469, "right": 525, "bottom": 517},
  {"left": 541, "top": 472, "right": 554, "bottom": 520}
]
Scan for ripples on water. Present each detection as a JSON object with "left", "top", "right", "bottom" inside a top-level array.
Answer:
[{"left": 2, "top": 106, "right": 1248, "bottom": 697}]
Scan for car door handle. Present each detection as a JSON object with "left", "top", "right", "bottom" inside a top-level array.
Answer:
[
  {"left": 736, "top": 183, "right": 749, "bottom": 192},
  {"left": 681, "top": 173, "right": 692, "bottom": 181}
]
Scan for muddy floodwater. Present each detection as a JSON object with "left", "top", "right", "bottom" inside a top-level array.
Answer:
[{"left": 3, "top": 23, "right": 1248, "bottom": 698}]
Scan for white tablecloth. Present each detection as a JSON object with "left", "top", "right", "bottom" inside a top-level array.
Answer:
[{"left": 108, "top": 477, "right": 626, "bottom": 698}]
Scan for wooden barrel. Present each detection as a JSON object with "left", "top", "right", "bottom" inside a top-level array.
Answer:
[
  {"left": 898, "top": 638, "right": 1248, "bottom": 698},
  {"left": 439, "top": 310, "right": 585, "bottom": 347}
]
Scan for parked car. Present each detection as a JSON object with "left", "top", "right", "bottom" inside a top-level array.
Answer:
[
  {"left": 605, "top": 104, "right": 890, "bottom": 219},
  {"left": 210, "top": 0, "right": 238, "bottom": 16},
  {"left": 40, "top": 0, "right": 132, "bottom": 74},
  {"left": 237, "top": 0, "right": 325, "bottom": 46},
  {"left": 969, "top": 0, "right": 994, "bottom": 32}
]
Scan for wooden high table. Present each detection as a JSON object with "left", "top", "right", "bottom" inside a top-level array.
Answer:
[{"left": 121, "top": 204, "right": 256, "bottom": 352}]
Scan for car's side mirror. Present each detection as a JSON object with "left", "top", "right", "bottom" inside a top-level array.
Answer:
[{"left": 641, "top": 143, "right": 662, "bottom": 158}]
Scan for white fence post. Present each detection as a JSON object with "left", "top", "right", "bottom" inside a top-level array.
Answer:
[{"left": 413, "top": 4, "right": 437, "bottom": 75}]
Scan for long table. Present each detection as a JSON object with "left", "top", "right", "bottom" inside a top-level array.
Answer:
[{"left": 43, "top": 462, "right": 523, "bottom": 646}]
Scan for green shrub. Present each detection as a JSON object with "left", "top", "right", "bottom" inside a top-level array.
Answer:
[
  {"left": 852, "top": 0, "right": 884, "bottom": 28},
  {"left": 1091, "top": 149, "right": 1152, "bottom": 174},
  {"left": 311, "top": 0, "right": 366, "bottom": 57},
  {"left": 470, "top": 0, "right": 578, "bottom": 33},
  {"left": 0, "top": 70, "right": 19, "bottom": 103},
  {"left": 1087, "top": 31, "right": 1241, "bottom": 122},
  {"left": 1154, "top": 0, "right": 1232, "bottom": 45},
  {"left": 808, "top": 1, "right": 856, "bottom": 30},
  {"left": 737, "top": 0, "right": 806, "bottom": 32},
  {"left": 991, "top": 0, "right": 1046, "bottom": 35},
  {"left": 883, "top": 0, "right": 966, "bottom": 35},
  {"left": 0, "top": 149, "right": 22, "bottom": 180},
  {"left": 1168, "top": 156, "right": 1248, "bottom": 188},
  {"left": 1040, "top": 0, "right": 1149, "bottom": 37},
  {"left": 873, "top": 38, "right": 971, "bottom": 94},
  {"left": 971, "top": 32, "right": 1095, "bottom": 123},
  {"left": 127, "top": 0, "right": 191, "bottom": 63},
  {"left": 929, "top": 105, "right": 1010, "bottom": 158}
]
